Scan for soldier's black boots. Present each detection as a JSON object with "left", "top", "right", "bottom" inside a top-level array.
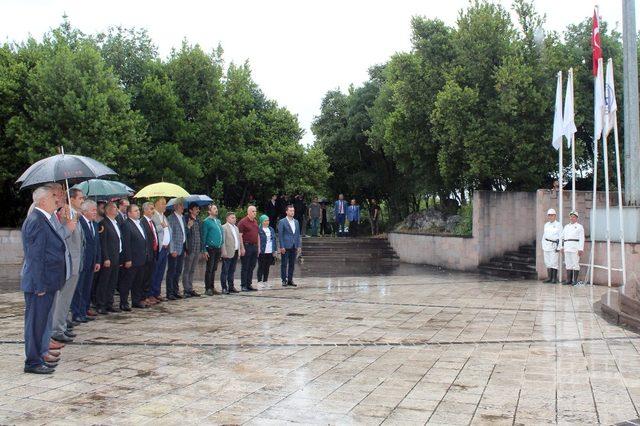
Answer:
[{"left": 543, "top": 268, "right": 553, "bottom": 283}]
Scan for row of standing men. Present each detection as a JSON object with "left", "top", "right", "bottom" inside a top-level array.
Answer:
[{"left": 21, "top": 184, "right": 303, "bottom": 374}]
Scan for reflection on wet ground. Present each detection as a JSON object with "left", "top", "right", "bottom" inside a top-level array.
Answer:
[{"left": 1, "top": 262, "right": 639, "bottom": 424}]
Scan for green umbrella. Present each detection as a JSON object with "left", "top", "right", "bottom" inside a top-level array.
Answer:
[{"left": 72, "top": 179, "right": 134, "bottom": 201}]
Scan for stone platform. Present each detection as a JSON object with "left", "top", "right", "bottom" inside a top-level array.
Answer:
[{"left": 0, "top": 272, "right": 639, "bottom": 424}]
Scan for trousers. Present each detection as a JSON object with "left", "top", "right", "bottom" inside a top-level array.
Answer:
[
  {"left": 182, "top": 251, "right": 199, "bottom": 293},
  {"left": 204, "top": 247, "right": 222, "bottom": 290},
  {"left": 257, "top": 253, "right": 274, "bottom": 282},
  {"left": 220, "top": 251, "right": 238, "bottom": 289},
  {"left": 240, "top": 243, "right": 258, "bottom": 289},
  {"left": 166, "top": 252, "right": 184, "bottom": 297},
  {"left": 564, "top": 251, "right": 580, "bottom": 270},
  {"left": 150, "top": 247, "right": 168, "bottom": 297},
  {"left": 543, "top": 250, "right": 559, "bottom": 269},
  {"left": 280, "top": 248, "right": 297, "bottom": 283},
  {"left": 51, "top": 273, "right": 79, "bottom": 338},
  {"left": 24, "top": 292, "right": 55, "bottom": 368}
]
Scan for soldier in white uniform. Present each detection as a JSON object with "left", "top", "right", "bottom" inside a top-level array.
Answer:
[
  {"left": 541, "top": 208, "right": 562, "bottom": 283},
  {"left": 560, "top": 210, "right": 585, "bottom": 286}
]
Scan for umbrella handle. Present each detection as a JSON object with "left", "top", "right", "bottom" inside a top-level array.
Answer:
[{"left": 60, "top": 146, "right": 73, "bottom": 219}]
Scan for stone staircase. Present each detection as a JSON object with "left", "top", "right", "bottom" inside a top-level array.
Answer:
[
  {"left": 301, "top": 237, "right": 400, "bottom": 264},
  {"left": 478, "top": 242, "right": 537, "bottom": 280}
]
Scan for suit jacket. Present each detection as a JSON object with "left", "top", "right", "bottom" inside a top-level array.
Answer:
[
  {"left": 51, "top": 210, "right": 72, "bottom": 280},
  {"left": 258, "top": 226, "right": 276, "bottom": 253},
  {"left": 221, "top": 223, "right": 240, "bottom": 258},
  {"left": 142, "top": 216, "right": 158, "bottom": 261},
  {"left": 20, "top": 209, "right": 66, "bottom": 294},
  {"left": 79, "top": 216, "right": 101, "bottom": 272},
  {"left": 122, "top": 218, "right": 149, "bottom": 267},
  {"left": 347, "top": 205, "right": 360, "bottom": 222},
  {"left": 99, "top": 217, "right": 121, "bottom": 265},
  {"left": 184, "top": 216, "right": 202, "bottom": 255},
  {"left": 167, "top": 212, "right": 186, "bottom": 255},
  {"left": 277, "top": 217, "right": 302, "bottom": 250},
  {"left": 334, "top": 200, "right": 347, "bottom": 218},
  {"left": 66, "top": 209, "right": 85, "bottom": 276}
]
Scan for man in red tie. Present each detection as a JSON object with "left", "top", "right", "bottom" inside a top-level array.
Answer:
[{"left": 141, "top": 202, "right": 159, "bottom": 306}]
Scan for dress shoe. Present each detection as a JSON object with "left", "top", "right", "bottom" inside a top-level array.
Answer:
[
  {"left": 49, "top": 341, "right": 65, "bottom": 350},
  {"left": 167, "top": 295, "right": 177, "bottom": 301},
  {"left": 73, "top": 316, "right": 88, "bottom": 323},
  {"left": 24, "top": 365, "right": 54, "bottom": 374},
  {"left": 183, "top": 292, "right": 192, "bottom": 298},
  {"left": 287, "top": 281, "right": 297, "bottom": 287},
  {"left": 85, "top": 316, "right": 96, "bottom": 321},
  {"left": 43, "top": 354, "right": 59, "bottom": 363},
  {"left": 71, "top": 320, "right": 80, "bottom": 327},
  {"left": 64, "top": 330, "right": 77, "bottom": 338},
  {"left": 120, "top": 305, "right": 132, "bottom": 312},
  {"left": 97, "top": 308, "right": 109, "bottom": 315},
  {"left": 229, "top": 286, "right": 240, "bottom": 293},
  {"left": 189, "top": 290, "right": 201, "bottom": 297},
  {"left": 174, "top": 293, "right": 183, "bottom": 299},
  {"left": 213, "top": 289, "right": 222, "bottom": 295},
  {"left": 86, "top": 309, "right": 98, "bottom": 317},
  {"left": 205, "top": 289, "right": 214, "bottom": 296},
  {"left": 282, "top": 281, "right": 288, "bottom": 287},
  {"left": 132, "top": 303, "right": 148, "bottom": 309},
  {"left": 52, "top": 334, "right": 73, "bottom": 343},
  {"left": 248, "top": 287, "right": 258, "bottom": 292},
  {"left": 47, "top": 350, "right": 61, "bottom": 357},
  {"left": 106, "top": 306, "right": 119, "bottom": 313},
  {"left": 44, "top": 362, "right": 58, "bottom": 369},
  {"left": 241, "top": 286, "right": 249, "bottom": 292},
  {"left": 155, "top": 296, "right": 166, "bottom": 302}
]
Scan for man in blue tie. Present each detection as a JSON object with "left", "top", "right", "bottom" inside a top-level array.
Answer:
[
  {"left": 71, "top": 200, "right": 101, "bottom": 323},
  {"left": 21, "top": 186, "right": 67, "bottom": 374},
  {"left": 277, "top": 205, "right": 302, "bottom": 287},
  {"left": 334, "top": 194, "right": 347, "bottom": 237}
]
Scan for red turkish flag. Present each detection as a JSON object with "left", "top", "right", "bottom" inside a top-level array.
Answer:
[{"left": 592, "top": 9, "right": 602, "bottom": 76}]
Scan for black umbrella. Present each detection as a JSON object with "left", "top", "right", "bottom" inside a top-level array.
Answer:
[{"left": 16, "top": 152, "right": 117, "bottom": 191}]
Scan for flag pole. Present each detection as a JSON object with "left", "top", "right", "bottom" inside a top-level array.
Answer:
[
  {"left": 557, "top": 70, "right": 564, "bottom": 285},
  {"left": 569, "top": 68, "right": 577, "bottom": 212},
  {"left": 613, "top": 116, "right": 627, "bottom": 286},
  {"left": 602, "top": 111, "right": 612, "bottom": 286}
]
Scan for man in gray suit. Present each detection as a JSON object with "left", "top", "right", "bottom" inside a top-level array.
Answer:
[
  {"left": 51, "top": 188, "right": 85, "bottom": 343},
  {"left": 166, "top": 199, "right": 186, "bottom": 300},
  {"left": 182, "top": 204, "right": 202, "bottom": 297}
]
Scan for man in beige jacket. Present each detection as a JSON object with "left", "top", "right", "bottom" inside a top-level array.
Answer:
[{"left": 220, "top": 212, "right": 241, "bottom": 294}]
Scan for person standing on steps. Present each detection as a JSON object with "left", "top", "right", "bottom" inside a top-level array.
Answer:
[
  {"left": 347, "top": 199, "right": 360, "bottom": 238},
  {"left": 541, "top": 208, "right": 562, "bottom": 284},
  {"left": 278, "top": 205, "right": 302, "bottom": 287},
  {"left": 560, "top": 211, "right": 585, "bottom": 286},
  {"left": 334, "top": 194, "right": 347, "bottom": 237}
]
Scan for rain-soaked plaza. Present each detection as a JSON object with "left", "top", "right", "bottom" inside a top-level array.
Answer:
[{"left": 0, "top": 265, "right": 639, "bottom": 425}]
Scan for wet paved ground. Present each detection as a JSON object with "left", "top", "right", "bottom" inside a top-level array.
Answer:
[{"left": 0, "top": 269, "right": 639, "bottom": 424}]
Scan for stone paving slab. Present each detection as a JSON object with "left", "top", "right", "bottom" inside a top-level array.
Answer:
[{"left": 0, "top": 271, "right": 638, "bottom": 424}]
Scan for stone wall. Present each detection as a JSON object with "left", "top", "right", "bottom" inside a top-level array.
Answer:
[
  {"left": 389, "top": 191, "right": 536, "bottom": 270},
  {"left": 0, "top": 229, "right": 23, "bottom": 266}
]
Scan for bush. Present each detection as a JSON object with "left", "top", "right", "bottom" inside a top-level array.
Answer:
[{"left": 454, "top": 203, "right": 472, "bottom": 236}]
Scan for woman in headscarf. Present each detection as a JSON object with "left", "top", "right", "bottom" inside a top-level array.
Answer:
[{"left": 257, "top": 214, "right": 276, "bottom": 283}]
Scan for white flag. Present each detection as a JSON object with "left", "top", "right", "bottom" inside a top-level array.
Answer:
[
  {"left": 552, "top": 71, "right": 563, "bottom": 150},
  {"left": 563, "top": 68, "right": 577, "bottom": 148},
  {"left": 604, "top": 58, "right": 617, "bottom": 138},
  {"left": 594, "top": 57, "right": 605, "bottom": 141}
]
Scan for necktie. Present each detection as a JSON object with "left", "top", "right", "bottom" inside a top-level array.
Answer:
[{"left": 147, "top": 219, "right": 158, "bottom": 251}]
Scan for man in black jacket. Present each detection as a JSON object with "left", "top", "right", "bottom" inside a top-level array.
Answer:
[
  {"left": 96, "top": 202, "right": 122, "bottom": 315},
  {"left": 120, "top": 204, "right": 151, "bottom": 310}
]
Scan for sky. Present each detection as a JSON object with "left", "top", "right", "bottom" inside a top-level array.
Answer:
[{"left": 0, "top": 1, "right": 635, "bottom": 145}]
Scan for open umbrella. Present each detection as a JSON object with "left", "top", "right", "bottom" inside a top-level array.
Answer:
[
  {"left": 72, "top": 179, "right": 134, "bottom": 201},
  {"left": 134, "top": 182, "right": 189, "bottom": 198},
  {"left": 16, "top": 152, "right": 117, "bottom": 190},
  {"left": 166, "top": 194, "right": 213, "bottom": 210}
]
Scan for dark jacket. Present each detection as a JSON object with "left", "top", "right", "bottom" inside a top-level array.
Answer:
[
  {"left": 258, "top": 226, "right": 276, "bottom": 254},
  {"left": 79, "top": 216, "right": 101, "bottom": 271},
  {"left": 121, "top": 218, "right": 149, "bottom": 267},
  {"left": 99, "top": 217, "right": 121, "bottom": 265},
  {"left": 20, "top": 209, "right": 67, "bottom": 294},
  {"left": 142, "top": 216, "right": 158, "bottom": 261}
]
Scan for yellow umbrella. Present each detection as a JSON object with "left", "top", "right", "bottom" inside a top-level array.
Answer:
[{"left": 134, "top": 182, "right": 189, "bottom": 198}]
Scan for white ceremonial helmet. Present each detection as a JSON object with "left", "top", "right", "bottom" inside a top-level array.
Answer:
[{"left": 547, "top": 208, "right": 557, "bottom": 215}]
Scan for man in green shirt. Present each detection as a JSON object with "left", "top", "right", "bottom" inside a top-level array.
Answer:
[{"left": 201, "top": 204, "right": 224, "bottom": 296}]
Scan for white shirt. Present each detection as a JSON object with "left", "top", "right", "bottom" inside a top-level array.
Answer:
[
  {"left": 109, "top": 217, "right": 123, "bottom": 252},
  {"left": 82, "top": 215, "right": 94, "bottom": 237},
  {"left": 561, "top": 222, "right": 585, "bottom": 253},
  {"left": 35, "top": 207, "right": 52, "bottom": 221},
  {"left": 541, "top": 220, "right": 562, "bottom": 252},
  {"left": 231, "top": 224, "right": 240, "bottom": 250},
  {"left": 287, "top": 217, "right": 296, "bottom": 233},
  {"left": 263, "top": 227, "right": 273, "bottom": 254},
  {"left": 174, "top": 212, "right": 186, "bottom": 244},
  {"left": 132, "top": 219, "right": 146, "bottom": 239}
]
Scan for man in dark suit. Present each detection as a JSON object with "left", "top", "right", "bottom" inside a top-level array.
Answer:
[
  {"left": 277, "top": 205, "right": 302, "bottom": 287},
  {"left": 115, "top": 198, "right": 129, "bottom": 226},
  {"left": 140, "top": 202, "right": 159, "bottom": 306},
  {"left": 334, "top": 194, "right": 347, "bottom": 236},
  {"left": 120, "top": 204, "right": 151, "bottom": 310},
  {"left": 21, "top": 186, "right": 66, "bottom": 374},
  {"left": 71, "top": 199, "right": 101, "bottom": 323},
  {"left": 96, "top": 202, "right": 122, "bottom": 314},
  {"left": 265, "top": 195, "right": 278, "bottom": 226}
]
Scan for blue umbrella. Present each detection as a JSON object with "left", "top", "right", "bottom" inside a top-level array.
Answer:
[{"left": 166, "top": 194, "right": 213, "bottom": 210}]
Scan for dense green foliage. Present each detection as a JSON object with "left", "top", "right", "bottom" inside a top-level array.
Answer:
[
  {"left": 313, "top": 0, "right": 624, "bottom": 221},
  {"left": 0, "top": 19, "right": 329, "bottom": 226}
]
